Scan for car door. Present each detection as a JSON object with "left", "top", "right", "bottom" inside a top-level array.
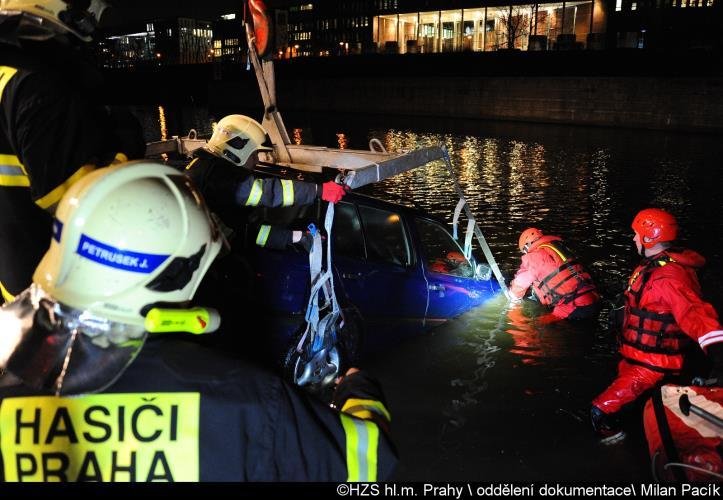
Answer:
[
  {"left": 333, "top": 201, "right": 428, "bottom": 350},
  {"left": 414, "top": 216, "right": 496, "bottom": 325}
]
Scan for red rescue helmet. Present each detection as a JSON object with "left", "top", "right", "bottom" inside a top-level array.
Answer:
[
  {"left": 518, "top": 227, "right": 543, "bottom": 253},
  {"left": 445, "top": 251, "right": 466, "bottom": 264},
  {"left": 631, "top": 208, "right": 678, "bottom": 249}
]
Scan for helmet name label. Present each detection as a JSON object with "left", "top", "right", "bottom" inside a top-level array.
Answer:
[
  {"left": 77, "top": 235, "right": 169, "bottom": 274},
  {"left": 0, "top": 393, "right": 200, "bottom": 482}
]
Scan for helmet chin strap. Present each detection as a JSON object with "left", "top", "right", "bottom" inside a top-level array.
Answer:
[{"left": 53, "top": 327, "right": 79, "bottom": 396}]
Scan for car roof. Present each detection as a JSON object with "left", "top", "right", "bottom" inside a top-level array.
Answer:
[{"left": 343, "top": 191, "right": 448, "bottom": 226}]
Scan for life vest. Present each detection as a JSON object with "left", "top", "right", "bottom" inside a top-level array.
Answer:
[
  {"left": 620, "top": 252, "right": 691, "bottom": 372},
  {"left": 530, "top": 239, "right": 597, "bottom": 307}
]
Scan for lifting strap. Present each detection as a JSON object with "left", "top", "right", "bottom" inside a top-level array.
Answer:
[
  {"left": 443, "top": 148, "right": 508, "bottom": 294},
  {"left": 294, "top": 199, "right": 343, "bottom": 386}
]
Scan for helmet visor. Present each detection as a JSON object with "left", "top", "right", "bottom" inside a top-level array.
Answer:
[
  {"left": 57, "top": 5, "right": 97, "bottom": 37},
  {"left": 3, "top": 286, "right": 146, "bottom": 395},
  {"left": 10, "top": 13, "right": 57, "bottom": 40}
]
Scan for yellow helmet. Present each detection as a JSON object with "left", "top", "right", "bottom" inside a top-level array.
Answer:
[
  {"left": 207, "top": 114, "right": 272, "bottom": 167},
  {"left": 33, "top": 161, "right": 222, "bottom": 327},
  {"left": 0, "top": 0, "right": 101, "bottom": 41}
]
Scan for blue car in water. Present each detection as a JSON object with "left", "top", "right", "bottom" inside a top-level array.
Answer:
[{"left": 244, "top": 192, "right": 501, "bottom": 370}]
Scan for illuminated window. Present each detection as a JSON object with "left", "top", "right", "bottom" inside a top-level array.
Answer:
[
  {"left": 616, "top": 0, "right": 622, "bottom": 9},
  {"left": 300, "top": 3, "right": 313, "bottom": 10},
  {"left": 631, "top": 1, "right": 637, "bottom": 8}
]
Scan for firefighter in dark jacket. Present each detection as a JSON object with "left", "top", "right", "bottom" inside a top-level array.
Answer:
[
  {"left": 0, "top": 0, "right": 145, "bottom": 303},
  {"left": 0, "top": 161, "right": 397, "bottom": 482},
  {"left": 186, "top": 114, "right": 347, "bottom": 250},
  {"left": 508, "top": 227, "right": 600, "bottom": 320},
  {"left": 591, "top": 208, "right": 723, "bottom": 444}
]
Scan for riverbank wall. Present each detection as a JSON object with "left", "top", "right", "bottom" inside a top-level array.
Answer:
[{"left": 106, "top": 49, "right": 723, "bottom": 133}]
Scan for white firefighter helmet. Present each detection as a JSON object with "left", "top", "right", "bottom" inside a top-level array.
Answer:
[
  {"left": 0, "top": 0, "right": 100, "bottom": 41},
  {"left": 206, "top": 114, "right": 272, "bottom": 167},
  {"left": 33, "top": 161, "right": 222, "bottom": 327}
]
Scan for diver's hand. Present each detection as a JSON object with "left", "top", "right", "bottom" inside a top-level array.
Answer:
[
  {"left": 693, "top": 342, "right": 723, "bottom": 387},
  {"left": 504, "top": 288, "right": 521, "bottom": 303}
]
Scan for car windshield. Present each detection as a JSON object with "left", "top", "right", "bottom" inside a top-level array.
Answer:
[{"left": 415, "top": 218, "right": 474, "bottom": 278}]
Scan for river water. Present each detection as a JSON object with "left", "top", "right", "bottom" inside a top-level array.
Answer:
[{"left": 139, "top": 106, "right": 723, "bottom": 482}]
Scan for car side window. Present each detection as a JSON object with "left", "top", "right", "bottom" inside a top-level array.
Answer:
[
  {"left": 333, "top": 202, "right": 366, "bottom": 260},
  {"left": 358, "top": 205, "right": 410, "bottom": 267},
  {"left": 415, "top": 218, "right": 474, "bottom": 278}
]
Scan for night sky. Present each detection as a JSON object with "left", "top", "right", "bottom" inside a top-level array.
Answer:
[{"left": 110, "top": 0, "right": 245, "bottom": 23}]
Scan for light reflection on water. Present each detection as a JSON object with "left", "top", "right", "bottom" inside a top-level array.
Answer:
[
  {"left": 303, "top": 119, "right": 723, "bottom": 480},
  {"left": 139, "top": 109, "right": 723, "bottom": 480}
]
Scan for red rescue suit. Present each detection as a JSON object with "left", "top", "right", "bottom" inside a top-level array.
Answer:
[
  {"left": 509, "top": 235, "right": 599, "bottom": 319},
  {"left": 643, "top": 385, "right": 723, "bottom": 482},
  {"left": 593, "top": 248, "right": 723, "bottom": 415}
]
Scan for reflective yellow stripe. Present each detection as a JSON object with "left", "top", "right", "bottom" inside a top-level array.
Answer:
[
  {"left": 0, "top": 281, "right": 14, "bottom": 302},
  {"left": 341, "top": 398, "right": 391, "bottom": 423},
  {"left": 340, "top": 414, "right": 379, "bottom": 482},
  {"left": 280, "top": 179, "right": 294, "bottom": 207},
  {"left": 0, "top": 154, "right": 25, "bottom": 171},
  {"left": 539, "top": 243, "right": 567, "bottom": 262},
  {"left": 185, "top": 157, "right": 199, "bottom": 171},
  {"left": 255, "top": 225, "right": 271, "bottom": 247},
  {"left": 0, "top": 154, "right": 29, "bottom": 187},
  {"left": 34, "top": 164, "right": 96, "bottom": 210},
  {"left": 0, "top": 171, "right": 29, "bottom": 187},
  {"left": 0, "top": 66, "right": 18, "bottom": 98},
  {"left": 245, "top": 179, "right": 263, "bottom": 206}
]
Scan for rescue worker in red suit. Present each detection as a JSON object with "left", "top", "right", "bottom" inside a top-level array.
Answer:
[
  {"left": 591, "top": 208, "right": 723, "bottom": 443},
  {"left": 508, "top": 228, "right": 600, "bottom": 321}
]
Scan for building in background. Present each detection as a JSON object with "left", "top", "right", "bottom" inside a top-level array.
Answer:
[
  {"left": 373, "top": 1, "right": 607, "bottom": 53},
  {"left": 99, "top": 18, "right": 214, "bottom": 68},
  {"left": 97, "top": 0, "right": 721, "bottom": 66},
  {"left": 213, "top": 12, "right": 246, "bottom": 63},
  {"left": 271, "top": 0, "right": 720, "bottom": 56}
]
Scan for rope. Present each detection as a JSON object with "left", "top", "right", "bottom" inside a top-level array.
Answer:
[{"left": 441, "top": 147, "right": 508, "bottom": 295}]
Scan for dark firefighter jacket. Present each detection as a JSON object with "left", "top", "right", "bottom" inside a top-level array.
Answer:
[
  {"left": 620, "top": 247, "right": 723, "bottom": 372},
  {"left": 186, "top": 148, "right": 319, "bottom": 250},
  {"left": 0, "top": 336, "right": 397, "bottom": 482},
  {"left": 0, "top": 38, "right": 144, "bottom": 301}
]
